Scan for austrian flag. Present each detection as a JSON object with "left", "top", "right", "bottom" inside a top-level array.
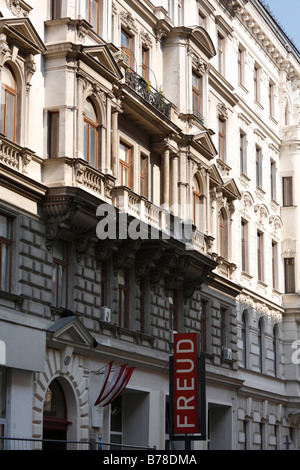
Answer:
[{"left": 94, "top": 361, "right": 135, "bottom": 407}]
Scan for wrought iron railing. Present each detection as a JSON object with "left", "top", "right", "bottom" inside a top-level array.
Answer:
[{"left": 124, "top": 68, "right": 172, "bottom": 118}]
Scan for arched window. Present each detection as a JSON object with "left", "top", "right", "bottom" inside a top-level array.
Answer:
[
  {"left": 84, "top": 99, "right": 98, "bottom": 167},
  {"left": 192, "top": 175, "right": 202, "bottom": 229},
  {"left": 258, "top": 318, "right": 264, "bottom": 372},
  {"left": 0, "top": 64, "right": 17, "bottom": 142},
  {"left": 242, "top": 312, "right": 247, "bottom": 368},
  {"left": 219, "top": 209, "right": 227, "bottom": 258},
  {"left": 273, "top": 325, "right": 279, "bottom": 377}
]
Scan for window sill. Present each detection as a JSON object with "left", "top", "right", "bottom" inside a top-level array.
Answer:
[{"left": 0, "top": 290, "right": 25, "bottom": 309}]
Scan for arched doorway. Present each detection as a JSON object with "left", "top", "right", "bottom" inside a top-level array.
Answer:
[{"left": 43, "top": 378, "right": 70, "bottom": 450}]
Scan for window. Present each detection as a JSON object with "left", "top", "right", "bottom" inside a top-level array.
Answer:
[
  {"left": 269, "top": 82, "right": 274, "bottom": 117},
  {"left": 241, "top": 220, "right": 248, "bottom": 273},
  {"left": 284, "top": 258, "right": 295, "bottom": 293},
  {"left": 0, "top": 214, "right": 12, "bottom": 292},
  {"left": 192, "top": 72, "right": 202, "bottom": 119},
  {"left": 140, "top": 278, "right": 145, "bottom": 333},
  {"left": 219, "top": 209, "right": 227, "bottom": 258},
  {"left": 121, "top": 30, "right": 133, "bottom": 67},
  {"left": 192, "top": 175, "right": 202, "bottom": 228},
  {"left": 118, "top": 268, "right": 129, "bottom": 328},
  {"left": 272, "top": 241, "right": 278, "bottom": 290},
  {"left": 86, "top": 0, "right": 99, "bottom": 34},
  {"left": 270, "top": 161, "right": 276, "bottom": 200},
  {"left": 258, "top": 318, "right": 264, "bottom": 372},
  {"left": 238, "top": 47, "right": 244, "bottom": 85},
  {"left": 241, "top": 312, "right": 247, "bottom": 368},
  {"left": 240, "top": 132, "right": 247, "bottom": 175},
  {"left": 257, "top": 231, "right": 263, "bottom": 281},
  {"left": 50, "top": 0, "right": 62, "bottom": 19},
  {"left": 52, "top": 240, "right": 68, "bottom": 309},
  {"left": 141, "top": 47, "right": 149, "bottom": 80},
  {"left": 273, "top": 325, "right": 279, "bottom": 377},
  {"left": 169, "top": 290, "right": 178, "bottom": 332},
  {"left": 282, "top": 176, "right": 293, "bottom": 206},
  {"left": 220, "top": 308, "right": 227, "bottom": 348},
  {"left": 256, "top": 146, "right": 262, "bottom": 188},
  {"left": 140, "top": 154, "right": 147, "bottom": 197},
  {"left": 217, "top": 34, "right": 224, "bottom": 74},
  {"left": 0, "top": 64, "right": 17, "bottom": 142},
  {"left": 177, "top": 0, "right": 184, "bottom": 24},
  {"left": 119, "top": 142, "right": 131, "bottom": 187},
  {"left": 84, "top": 99, "right": 98, "bottom": 167},
  {"left": 254, "top": 65, "right": 260, "bottom": 102},
  {"left": 48, "top": 111, "right": 59, "bottom": 158},
  {"left": 200, "top": 300, "right": 207, "bottom": 352},
  {"left": 218, "top": 118, "right": 226, "bottom": 162},
  {"left": 101, "top": 261, "right": 107, "bottom": 306}
]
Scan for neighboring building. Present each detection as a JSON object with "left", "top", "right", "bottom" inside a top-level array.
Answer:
[{"left": 0, "top": 0, "right": 300, "bottom": 451}]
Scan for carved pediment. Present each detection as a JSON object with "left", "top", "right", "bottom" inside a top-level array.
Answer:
[
  {"left": 190, "top": 26, "right": 216, "bottom": 59},
  {"left": 193, "top": 131, "right": 218, "bottom": 160},
  {"left": 0, "top": 17, "right": 46, "bottom": 55},
  {"left": 222, "top": 178, "right": 241, "bottom": 201},
  {"left": 47, "top": 316, "right": 97, "bottom": 349},
  {"left": 81, "top": 44, "right": 123, "bottom": 82}
]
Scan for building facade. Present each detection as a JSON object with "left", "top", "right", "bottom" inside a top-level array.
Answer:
[{"left": 0, "top": 0, "right": 300, "bottom": 450}]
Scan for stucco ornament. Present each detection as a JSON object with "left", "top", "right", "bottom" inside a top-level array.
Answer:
[{"left": 6, "top": 0, "right": 29, "bottom": 17}]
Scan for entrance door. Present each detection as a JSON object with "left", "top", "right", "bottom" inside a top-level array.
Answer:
[{"left": 43, "top": 379, "right": 69, "bottom": 450}]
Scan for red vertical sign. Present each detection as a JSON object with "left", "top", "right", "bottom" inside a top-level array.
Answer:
[{"left": 173, "top": 333, "right": 198, "bottom": 434}]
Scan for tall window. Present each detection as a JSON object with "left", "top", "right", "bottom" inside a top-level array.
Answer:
[
  {"left": 254, "top": 65, "right": 260, "bottom": 102},
  {"left": 52, "top": 240, "right": 68, "bottom": 309},
  {"left": 282, "top": 176, "right": 293, "bottom": 206},
  {"left": 256, "top": 146, "right": 262, "bottom": 188},
  {"left": 48, "top": 111, "right": 59, "bottom": 158},
  {"left": 84, "top": 99, "right": 98, "bottom": 167},
  {"left": 219, "top": 209, "right": 227, "bottom": 258},
  {"left": 0, "top": 214, "right": 12, "bottom": 292},
  {"left": 241, "top": 312, "right": 247, "bottom": 368},
  {"left": 220, "top": 308, "right": 227, "bottom": 348},
  {"left": 50, "top": 0, "right": 62, "bottom": 19},
  {"left": 238, "top": 47, "right": 244, "bottom": 85},
  {"left": 240, "top": 132, "right": 247, "bottom": 175},
  {"left": 258, "top": 318, "right": 264, "bottom": 372},
  {"left": 0, "top": 64, "right": 17, "bottom": 142},
  {"left": 86, "top": 0, "right": 99, "bottom": 34},
  {"left": 257, "top": 231, "right": 263, "bottom": 281},
  {"left": 118, "top": 268, "right": 129, "bottom": 328},
  {"left": 273, "top": 325, "right": 279, "bottom": 377},
  {"left": 192, "top": 175, "right": 202, "bottom": 228},
  {"left": 141, "top": 47, "right": 149, "bottom": 80},
  {"left": 169, "top": 290, "right": 178, "bottom": 332},
  {"left": 200, "top": 300, "right": 207, "bottom": 352},
  {"left": 192, "top": 72, "right": 202, "bottom": 119},
  {"left": 121, "top": 30, "right": 133, "bottom": 67},
  {"left": 119, "top": 142, "right": 131, "bottom": 187},
  {"left": 284, "top": 258, "right": 295, "bottom": 293},
  {"left": 270, "top": 161, "right": 276, "bottom": 200},
  {"left": 272, "top": 241, "right": 278, "bottom": 290},
  {"left": 140, "top": 154, "right": 147, "bottom": 197},
  {"left": 241, "top": 220, "right": 248, "bottom": 273},
  {"left": 218, "top": 118, "right": 226, "bottom": 162},
  {"left": 269, "top": 82, "right": 274, "bottom": 117},
  {"left": 217, "top": 34, "right": 224, "bottom": 74}
]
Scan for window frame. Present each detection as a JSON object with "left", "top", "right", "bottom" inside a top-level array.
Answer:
[
  {"left": 0, "top": 214, "right": 13, "bottom": 293},
  {"left": 83, "top": 99, "right": 98, "bottom": 168},
  {"left": 119, "top": 141, "right": 131, "bottom": 188},
  {"left": 192, "top": 71, "right": 202, "bottom": 119},
  {"left": 52, "top": 240, "right": 69, "bottom": 309},
  {"left": 218, "top": 118, "right": 226, "bottom": 162},
  {"left": 282, "top": 176, "right": 293, "bottom": 206},
  {"left": 217, "top": 33, "right": 225, "bottom": 75},
  {"left": 257, "top": 231, "right": 264, "bottom": 282},
  {"left": 255, "top": 146, "right": 263, "bottom": 189},
  {"left": 121, "top": 29, "right": 133, "bottom": 68},
  {"left": 241, "top": 219, "right": 248, "bottom": 273},
  {"left": 85, "top": 0, "right": 100, "bottom": 34},
  {"left": 240, "top": 131, "right": 247, "bottom": 175},
  {"left": 0, "top": 64, "right": 17, "bottom": 143},
  {"left": 284, "top": 257, "right": 295, "bottom": 293},
  {"left": 272, "top": 240, "right": 278, "bottom": 290},
  {"left": 192, "top": 175, "right": 202, "bottom": 229},
  {"left": 118, "top": 268, "right": 130, "bottom": 328},
  {"left": 48, "top": 111, "right": 59, "bottom": 158}
]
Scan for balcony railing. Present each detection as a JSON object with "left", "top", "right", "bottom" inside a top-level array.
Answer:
[{"left": 124, "top": 68, "right": 172, "bottom": 118}]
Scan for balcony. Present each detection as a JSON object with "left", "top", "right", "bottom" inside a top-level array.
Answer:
[{"left": 124, "top": 67, "right": 172, "bottom": 119}]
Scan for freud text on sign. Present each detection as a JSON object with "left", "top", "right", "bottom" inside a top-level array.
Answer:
[{"left": 173, "top": 333, "right": 199, "bottom": 434}]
